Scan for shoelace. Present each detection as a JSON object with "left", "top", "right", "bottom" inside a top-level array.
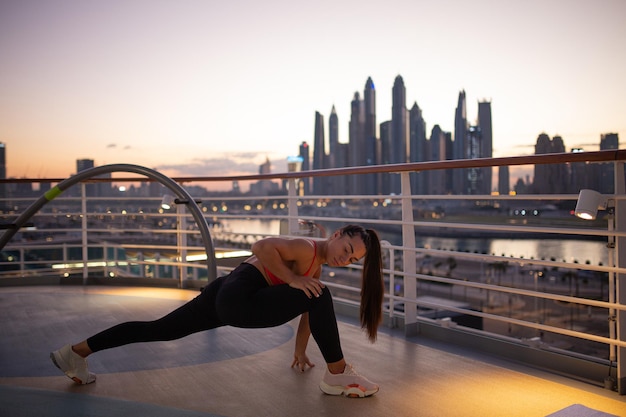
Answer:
[{"left": 342, "top": 364, "right": 359, "bottom": 376}]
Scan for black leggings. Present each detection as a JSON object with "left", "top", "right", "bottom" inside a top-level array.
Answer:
[{"left": 86, "top": 263, "right": 344, "bottom": 363}]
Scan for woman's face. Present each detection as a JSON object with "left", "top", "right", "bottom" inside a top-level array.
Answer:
[{"left": 326, "top": 232, "right": 366, "bottom": 267}]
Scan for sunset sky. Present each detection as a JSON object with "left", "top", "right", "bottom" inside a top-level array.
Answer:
[{"left": 1, "top": 0, "right": 625, "bottom": 184}]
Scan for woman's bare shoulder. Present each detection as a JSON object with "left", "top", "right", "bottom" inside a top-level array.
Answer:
[
  {"left": 279, "top": 237, "right": 316, "bottom": 252},
  {"left": 254, "top": 236, "right": 315, "bottom": 255}
]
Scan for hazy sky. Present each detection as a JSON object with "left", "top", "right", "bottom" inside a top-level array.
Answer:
[{"left": 1, "top": 0, "right": 625, "bottom": 182}]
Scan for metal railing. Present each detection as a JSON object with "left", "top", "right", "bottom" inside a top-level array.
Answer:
[{"left": 1, "top": 149, "right": 626, "bottom": 392}]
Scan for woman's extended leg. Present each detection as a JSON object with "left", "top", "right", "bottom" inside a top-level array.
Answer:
[
  {"left": 87, "top": 277, "right": 225, "bottom": 352},
  {"left": 51, "top": 276, "right": 226, "bottom": 384}
]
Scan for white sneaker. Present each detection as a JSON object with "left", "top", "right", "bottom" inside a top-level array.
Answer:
[
  {"left": 50, "top": 344, "right": 96, "bottom": 384},
  {"left": 319, "top": 363, "right": 379, "bottom": 397}
]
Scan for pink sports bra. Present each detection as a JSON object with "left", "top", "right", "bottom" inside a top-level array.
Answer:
[{"left": 263, "top": 241, "right": 318, "bottom": 285}]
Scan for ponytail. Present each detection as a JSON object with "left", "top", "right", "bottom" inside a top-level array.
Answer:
[{"left": 338, "top": 225, "right": 384, "bottom": 342}]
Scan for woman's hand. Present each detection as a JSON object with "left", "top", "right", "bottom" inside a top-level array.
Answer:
[
  {"left": 289, "top": 275, "right": 325, "bottom": 298},
  {"left": 291, "top": 352, "right": 315, "bottom": 373}
]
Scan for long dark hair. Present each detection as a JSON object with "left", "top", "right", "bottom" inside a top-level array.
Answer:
[{"left": 338, "top": 225, "right": 384, "bottom": 342}]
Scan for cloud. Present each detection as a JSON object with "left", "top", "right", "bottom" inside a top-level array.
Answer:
[
  {"left": 154, "top": 152, "right": 288, "bottom": 178},
  {"left": 106, "top": 143, "right": 117, "bottom": 148}
]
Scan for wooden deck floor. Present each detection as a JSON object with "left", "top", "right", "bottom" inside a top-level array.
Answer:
[{"left": 0, "top": 285, "right": 624, "bottom": 417}]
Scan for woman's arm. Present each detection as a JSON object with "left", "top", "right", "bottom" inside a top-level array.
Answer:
[
  {"left": 291, "top": 313, "right": 314, "bottom": 372},
  {"left": 251, "top": 237, "right": 323, "bottom": 298}
]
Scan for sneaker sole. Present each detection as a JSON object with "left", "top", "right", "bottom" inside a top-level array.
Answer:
[{"left": 319, "top": 381, "right": 379, "bottom": 398}]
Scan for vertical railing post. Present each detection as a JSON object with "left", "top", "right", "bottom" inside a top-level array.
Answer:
[
  {"left": 154, "top": 252, "right": 161, "bottom": 279},
  {"left": 19, "top": 247, "right": 25, "bottom": 274},
  {"left": 385, "top": 242, "right": 397, "bottom": 327},
  {"left": 613, "top": 161, "right": 626, "bottom": 394},
  {"left": 103, "top": 241, "right": 108, "bottom": 278},
  {"left": 177, "top": 203, "right": 187, "bottom": 288},
  {"left": 287, "top": 177, "right": 299, "bottom": 235},
  {"left": 138, "top": 252, "right": 144, "bottom": 277},
  {"left": 80, "top": 183, "right": 88, "bottom": 284},
  {"left": 400, "top": 172, "right": 417, "bottom": 336}
]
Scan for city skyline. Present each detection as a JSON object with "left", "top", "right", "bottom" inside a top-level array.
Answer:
[{"left": 1, "top": 0, "right": 625, "bottom": 184}]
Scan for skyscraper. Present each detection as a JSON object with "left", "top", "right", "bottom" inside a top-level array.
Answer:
[
  {"left": 452, "top": 95, "right": 493, "bottom": 195},
  {"left": 76, "top": 159, "right": 95, "bottom": 173},
  {"left": 312, "top": 111, "right": 326, "bottom": 195},
  {"left": 299, "top": 141, "right": 311, "bottom": 195},
  {"left": 249, "top": 156, "right": 278, "bottom": 195},
  {"left": 76, "top": 158, "right": 113, "bottom": 197},
  {"left": 533, "top": 134, "right": 568, "bottom": 194},
  {"left": 498, "top": 166, "right": 510, "bottom": 195},
  {"left": 453, "top": 90, "right": 467, "bottom": 194},
  {"left": 379, "top": 121, "right": 392, "bottom": 196},
  {"left": 477, "top": 100, "right": 493, "bottom": 194},
  {"left": 391, "top": 75, "right": 408, "bottom": 194},
  {"left": 328, "top": 105, "right": 339, "bottom": 168},
  {"left": 429, "top": 125, "right": 447, "bottom": 195},
  {"left": 328, "top": 105, "right": 345, "bottom": 195},
  {"left": 0, "top": 142, "right": 5, "bottom": 180},
  {"left": 466, "top": 126, "right": 482, "bottom": 194},
  {"left": 363, "top": 77, "right": 378, "bottom": 195},
  {"left": 348, "top": 92, "right": 364, "bottom": 194},
  {"left": 76, "top": 159, "right": 97, "bottom": 197},
  {"left": 569, "top": 147, "right": 593, "bottom": 194},
  {"left": 409, "top": 102, "right": 427, "bottom": 194}
]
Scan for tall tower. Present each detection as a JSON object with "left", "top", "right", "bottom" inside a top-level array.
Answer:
[
  {"left": 0, "top": 142, "right": 5, "bottom": 180},
  {"left": 477, "top": 100, "right": 493, "bottom": 194},
  {"left": 328, "top": 105, "right": 339, "bottom": 168},
  {"left": 533, "top": 134, "right": 569, "bottom": 194},
  {"left": 76, "top": 159, "right": 97, "bottom": 197},
  {"left": 391, "top": 75, "right": 408, "bottom": 194},
  {"left": 348, "top": 92, "right": 365, "bottom": 194},
  {"left": 379, "top": 121, "right": 392, "bottom": 196},
  {"left": 76, "top": 159, "right": 95, "bottom": 173},
  {"left": 299, "top": 141, "right": 311, "bottom": 195},
  {"left": 533, "top": 133, "right": 552, "bottom": 194},
  {"left": 363, "top": 77, "right": 378, "bottom": 195},
  {"left": 429, "top": 125, "right": 447, "bottom": 195},
  {"left": 312, "top": 111, "right": 326, "bottom": 194},
  {"left": 498, "top": 166, "right": 510, "bottom": 195},
  {"left": 328, "top": 105, "right": 343, "bottom": 195},
  {"left": 551, "top": 135, "right": 568, "bottom": 193},
  {"left": 453, "top": 90, "right": 467, "bottom": 194},
  {"left": 466, "top": 126, "right": 482, "bottom": 194},
  {"left": 409, "top": 102, "right": 427, "bottom": 194}
]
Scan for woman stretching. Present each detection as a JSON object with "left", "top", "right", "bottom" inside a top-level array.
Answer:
[{"left": 51, "top": 224, "right": 384, "bottom": 397}]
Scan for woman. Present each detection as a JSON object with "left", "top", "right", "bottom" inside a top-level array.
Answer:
[{"left": 51, "top": 224, "right": 384, "bottom": 398}]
